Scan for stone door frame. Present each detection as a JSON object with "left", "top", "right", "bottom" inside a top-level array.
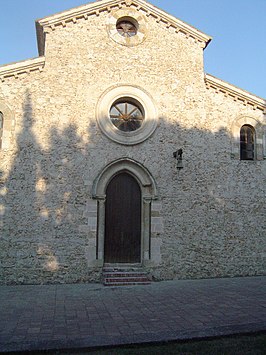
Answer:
[{"left": 92, "top": 157, "right": 158, "bottom": 266}]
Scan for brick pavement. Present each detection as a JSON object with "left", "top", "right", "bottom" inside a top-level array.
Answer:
[{"left": 0, "top": 276, "right": 265, "bottom": 352}]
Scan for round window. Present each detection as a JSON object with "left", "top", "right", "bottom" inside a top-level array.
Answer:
[
  {"left": 96, "top": 85, "right": 158, "bottom": 145},
  {"left": 116, "top": 18, "right": 138, "bottom": 37},
  {"left": 107, "top": 8, "right": 148, "bottom": 47},
  {"left": 110, "top": 99, "right": 144, "bottom": 132}
]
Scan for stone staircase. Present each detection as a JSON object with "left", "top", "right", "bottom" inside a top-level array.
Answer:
[{"left": 102, "top": 267, "right": 152, "bottom": 286}]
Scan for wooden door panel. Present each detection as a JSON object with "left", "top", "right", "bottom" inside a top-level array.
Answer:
[{"left": 105, "top": 173, "right": 141, "bottom": 263}]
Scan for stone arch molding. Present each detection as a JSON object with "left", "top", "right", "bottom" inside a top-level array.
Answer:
[
  {"left": 0, "top": 99, "right": 15, "bottom": 149},
  {"left": 231, "top": 115, "right": 265, "bottom": 160},
  {"left": 92, "top": 157, "right": 158, "bottom": 199},
  {"left": 92, "top": 157, "right": 158, "bottom": 266}
]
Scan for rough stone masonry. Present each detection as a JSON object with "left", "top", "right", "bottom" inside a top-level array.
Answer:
[{"left": 0, "top": 0, "right": 265, "bottom": 284}]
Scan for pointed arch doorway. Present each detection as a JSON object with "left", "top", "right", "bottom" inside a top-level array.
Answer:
[
  {"left": 105, "top": 173, "right": 141, "bottom": 263},
  {"left": 92, "top": 158, "right": 158, "bottom": 266}
]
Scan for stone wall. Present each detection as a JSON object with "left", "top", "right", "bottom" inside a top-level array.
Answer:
[{"left": 0, "top": 2, "right": 265, "bottom": 284}]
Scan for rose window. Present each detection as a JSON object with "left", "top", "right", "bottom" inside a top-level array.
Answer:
[
  {"left": 116, "top": 19, "right": 137, "bottom": 37},
  {"left": 110, "top": 99, "right": 144, "bottom": 132}
]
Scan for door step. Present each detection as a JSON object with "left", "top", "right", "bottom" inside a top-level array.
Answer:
[{"left": 102, "top": 268, "right": 151, "bottom": 286}]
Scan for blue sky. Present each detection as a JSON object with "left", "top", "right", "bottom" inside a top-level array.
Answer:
[{"left": 0, "top": 0, "right": 265, "bottom": 98}]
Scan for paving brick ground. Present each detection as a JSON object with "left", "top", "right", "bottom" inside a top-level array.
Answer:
[{"left": 0, "top": 276, "right": 265, "bottom": 352}]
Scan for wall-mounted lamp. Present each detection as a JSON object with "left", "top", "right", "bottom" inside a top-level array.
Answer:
[{"left": 173, "top": 148, "right": 183, "bottom": 170}]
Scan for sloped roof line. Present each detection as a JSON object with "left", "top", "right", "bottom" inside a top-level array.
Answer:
[
  {"left": 205, "top": 73, "right": 266, "bottom": 111},
  {"left": 0, "top": 57, "right": 45, "bottom": 82},
  {"left": 36, "top": 0, "right": 212, "bottom": 55}
]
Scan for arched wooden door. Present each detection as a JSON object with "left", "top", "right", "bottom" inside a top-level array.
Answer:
[{"left": 104, "top": 173, "right": 141, "bottom": 263}]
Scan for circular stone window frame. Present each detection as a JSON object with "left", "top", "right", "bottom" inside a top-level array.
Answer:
[
  {"left": 107, "top": 8, "right": 148, "bottom": 47},
  {"left": 96, "top": 85, "right": 158, "bottom": 145}
]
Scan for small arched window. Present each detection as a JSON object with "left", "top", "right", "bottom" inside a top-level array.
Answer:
[
  {"left": 0, "top": 111, "right": 3, "bottom": 148},
  {"left": 240, "top": 125, "right": 255, "bottom": 160}
]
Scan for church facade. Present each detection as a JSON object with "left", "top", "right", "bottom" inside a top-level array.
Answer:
[{"left": 0, "top": 0, "right": 265, "bottom": 285}]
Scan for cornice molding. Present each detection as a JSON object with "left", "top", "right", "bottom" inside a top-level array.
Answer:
[
  {"left": 36, "top": 0, "right": 212, "bottom": 55},
  {"left": 205, "top": 74, "right": 266, "bottom": 112},
  {"left": 0, "top": 57, "right": 45, "bottom": 82}
]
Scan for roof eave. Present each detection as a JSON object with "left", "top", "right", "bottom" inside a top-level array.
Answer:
[
  {"left": 0, "top": 57, "right": 45, "bottom": 81},
  {"left": 205, "top": 73, "right": 266, "bottom": 111}
]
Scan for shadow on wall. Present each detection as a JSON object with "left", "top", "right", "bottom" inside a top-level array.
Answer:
[{"left": 0, "top": 90, "right": 265, "bottom": 284}]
